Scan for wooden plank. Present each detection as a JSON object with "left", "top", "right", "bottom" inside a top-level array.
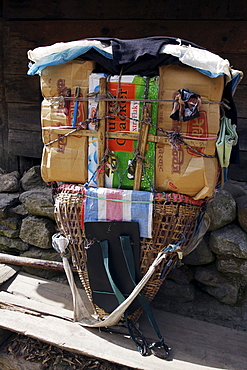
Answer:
[
  {"left": 236, "top": 118, "right": 247, "bottom": 151},
  {"left": 8, "top": 103, "right": 41, "bottom": 131},
  {"left": 0, "top": 264, "right": 19, "bottom": 285},
  {"left": 0, "top": 272, "right": 94, "bottom": 321},
  {"left": 3, "top": 0, "right": 247, "bottom": 20},
  {"left": 234, "top": 85, "right": 247, "bottom": 117},
  {"left": 0, "top": 22, "right": 19, "bottom": 172},
  {"left": 3, "top": 20, "right": 247, "bottom": 56},
  {"left": 3, "top": 47, "right": 32, "bottom": 75},
  {"left": 134, "top": 103, "right": 152, "bottom": 190},
  {"left": 0, "top": 272, "right": 75, "bottom": 311},
  {"left": 8, "top": 129, "right": 43, "bottom": 157},
  {"left": 141, "top": 308, "right": 247, "bottom": 370},
  {"left": 4, "top": 74, "right": 40, "bottom": 103},
  {"left": 229, "top": 150, "right": 247, "bottom": 182},
  {"left": 0, "top": 271, "right": 247, "bottom": 369},
  {"left": 0, "top": 253, "right": 77, "bottom": 272},
  {"left": 97, "top": 78, "right": 107, "bottom": 187},
  {"left": 0, "top": 289, "right": 74, "bottom": 321},
  {"left": 43, "top": 127, "right": 212, "bottom": 149}
]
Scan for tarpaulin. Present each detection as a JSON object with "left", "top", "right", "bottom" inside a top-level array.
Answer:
[{"left": 27, "top": 37, "right": 243, "bottom": 85}]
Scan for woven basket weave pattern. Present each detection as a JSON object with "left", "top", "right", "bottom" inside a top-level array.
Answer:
[{"left": 54, "top": 187, "right": 202, "bottom": 320}]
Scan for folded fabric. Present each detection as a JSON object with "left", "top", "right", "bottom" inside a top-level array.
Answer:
[
  {"left": 170, "top": 88, "right": 201, "bottom": 122},
  {"left": 216, "top": 116, "right": 238, "bottom": 168},
  {"left": 83, "top": 187, "right": 153, "bottom": 238}
]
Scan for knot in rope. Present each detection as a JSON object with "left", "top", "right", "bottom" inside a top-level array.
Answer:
[
  {"left": 107, "top": 91, "right": 121, "bottom": 115},
  {"left": 133, "top": 148, "right": 150, "bottom": 168},
  {"left": 167, "top": 131, "right": 182, "bottom": 149}
]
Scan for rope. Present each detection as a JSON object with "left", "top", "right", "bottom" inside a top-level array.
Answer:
[
  {"left": 82, "top": 194, "right": 153, "bottom": 204},
  {"left": 43, "top": 110, "right": 216, "bottom": 158},
  {"left": 46, "top": 95, "right": 222, "bottom": 105}
]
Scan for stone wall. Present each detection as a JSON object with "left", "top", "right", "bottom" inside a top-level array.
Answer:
[
  {"left": 1, "top": 166, "right": 247, "bottom": 330},
  {"left": 0, "top": 166, "right": 63, "bottom": 281},
  {"left": 154, "top": 181, "right": 247, "bottom": 330}
]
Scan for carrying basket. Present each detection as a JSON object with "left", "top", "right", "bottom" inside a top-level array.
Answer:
[{"left": 54, "top": 183, "right": 204, "bottom": 322}]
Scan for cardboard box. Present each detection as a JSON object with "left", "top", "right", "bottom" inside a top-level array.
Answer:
[
  {"left": 158, "top": 64, "right": 224, "bottom": 137},
  {"left": 155, "top": 65, "right": 224, "bottom": 198},
  {"left": 41, "top": 127, "right": 88, "bottom": 183},
  {"left": 88, "top": 74, "right": 158, "bottom": 191},
  {"left": 40, "top": 60, "right": 95, "bottom": 127},
  {"left": 39, "top": 60, "right": 94, "bottom": 183},
  {"left": 155, "top": 143, "right": 219, "bottom": 199}
]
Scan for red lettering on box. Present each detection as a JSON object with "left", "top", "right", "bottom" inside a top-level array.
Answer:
[
  {"left": 57, "top": 135, "right": 67, "bottom": 153},
  {"left": 171, "top": 147, "right": 184, "bottom": 174},
  {"left": 186, "top": 110, "right": 207, "bottom": 157},
  {"left": 107, "top": 83, "right": 136, "bottom": 152}
]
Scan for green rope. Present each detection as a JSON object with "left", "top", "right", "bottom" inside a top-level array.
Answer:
[{"left": 84, "top": 194, "right": 153, "bottom": 204}]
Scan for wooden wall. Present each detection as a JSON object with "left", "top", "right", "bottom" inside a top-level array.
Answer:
[{"left": 0, "top": 0, "right": 246, "bottom": 179}]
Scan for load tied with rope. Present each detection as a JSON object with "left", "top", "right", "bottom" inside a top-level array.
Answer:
[{"left": 27, "top": 37, "right": 242, "bottom": 359}]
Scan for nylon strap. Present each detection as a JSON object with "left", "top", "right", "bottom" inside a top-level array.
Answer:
[
  {"left": 100, "top": 240, "right": 125, "bottom": 305},
  {"left": 100, "top": 239, "right": 151, "bottom": 356},
  {"left": 119, "top": 236, "right": 168, "bottom": 347}
]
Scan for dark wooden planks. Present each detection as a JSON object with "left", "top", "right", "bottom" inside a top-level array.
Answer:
[
  {"left": 8, "top": 129, "right": 43, "bottom": 157},
  {"left": 229, "top": 150, "right": 247, "bottom": 182},
  {"left": 3, "top": 0, "right": 247, "bottom": 20},
  {"left": 4, "top": 75, "right": 40, "bottom": 103},
  {"left": 8, "top": 103, "right": 41, "bottom": 131},
  {"left": 234, "top": 85, "right": 247, "bottom": 118},
  {"left": 237, "top": 118, "right": 247, "bottom": 151},
  {"left": 3, "top": 20, "right": 247, "bottom": 56},
  {"left": 1, "top": 271, "right": 247, "bottom": 370}
]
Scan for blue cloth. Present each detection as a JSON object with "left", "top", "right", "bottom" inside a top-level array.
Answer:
[
  {"left": 28, "top": 46, "right": 113, "bottom": 76},
  {"left": 83, "top": 187, "right": 153, "bottom": 238}
]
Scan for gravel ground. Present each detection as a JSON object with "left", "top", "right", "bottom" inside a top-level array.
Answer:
[{"left": 0, "top": 333, "right": 133, "bottom": 370}]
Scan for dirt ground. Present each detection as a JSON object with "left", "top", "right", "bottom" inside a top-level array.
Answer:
[{"left": 0, "top": 333, "right": 132, "bottom": 370}]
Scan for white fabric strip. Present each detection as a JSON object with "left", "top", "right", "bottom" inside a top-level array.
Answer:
[
  {"left": 147, "top": 193, "right": 153, "bottom": 239},
  {"left": 98, "top": 187, "right": 107, "bottom": 221},
  {"left": 122, "top": 189, "right": 132, "bottom": 222},
  {"left": 28, "top": 40, "right": 113, "bottom": 62}
]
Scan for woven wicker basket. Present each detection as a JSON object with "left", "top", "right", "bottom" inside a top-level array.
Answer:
[{"left": 54, "top": 184, "right": 204, "bottom": 321}]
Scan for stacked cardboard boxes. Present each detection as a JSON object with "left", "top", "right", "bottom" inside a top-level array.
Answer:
[
  {"left": 40, "top": 60, "right": 95, "bottom": 183},
  {"left": 88, "top": 74, "right": 158, "bottom": 191},
  {"left": 38, "top": 61, "right": 224, "bottom": 200}
]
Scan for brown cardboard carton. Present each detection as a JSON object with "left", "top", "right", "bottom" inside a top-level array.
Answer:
[
  {"left": 158, "top": 64, "right": 224, "bottom": 137},
  {"left": 40, "top": 60, "right": 95, "bottom": 127},
  {"left": 155, "top": 65, "right": 223, "bottom": 198},
  {"left": 156, "top": 143, "right": 219, "bottom": 199},
  {"left": 40, "top": 60, "right": 95, "bottom": 97},
  {"left": 41, "top": 127, "right": 88, "bottom": 183}
]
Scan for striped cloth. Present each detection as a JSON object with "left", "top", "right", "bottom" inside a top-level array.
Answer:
[{"left": 83, "top": 187, "right": 153, "bottom": 238}]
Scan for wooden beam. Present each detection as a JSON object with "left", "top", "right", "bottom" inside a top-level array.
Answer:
[
  {"left": 97, "top": 78, "right": 107, "bottom": 187},
  {"left": 0, "top": 271, "right": 247, "bottom": 370},
  {"left": 0, "top": 253, "right": 77, "bottom": 272},
  {"left": 43, "top": 128, "right": 210, "bottom": 148},
  {"left": 8, "top": 129, "right": 43, "bottom": 157},
  {"left": 133, "top": 103, "right": 152, "bottom": 190},
  {"left": 3, "top": 1, "right": 247, "bottom": 20},
  {"left": 3, "top": 20, "right": 247, "bottom": 56}
]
